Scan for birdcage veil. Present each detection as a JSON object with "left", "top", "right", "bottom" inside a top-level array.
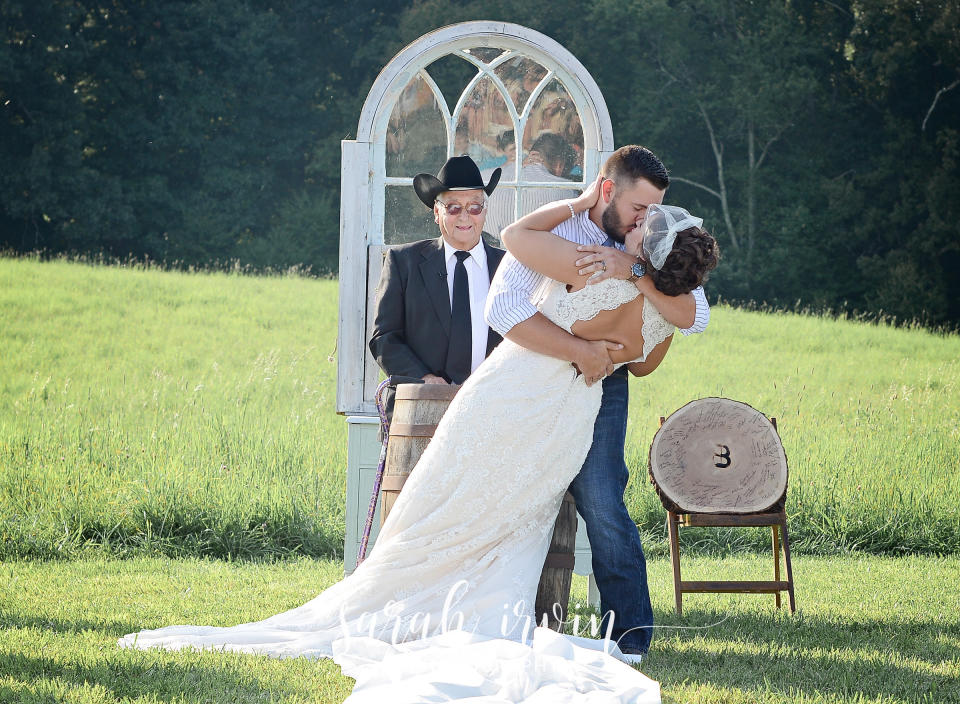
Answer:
[{"left": 641, "top": 204, "right": 704, "bottom": 270}]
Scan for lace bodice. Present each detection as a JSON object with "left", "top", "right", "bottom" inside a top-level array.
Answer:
[{"left": 537, "top": 278, "right": 675, "bottom": 362}]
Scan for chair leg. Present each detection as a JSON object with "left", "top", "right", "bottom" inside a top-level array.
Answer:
[
  {"left": 667, "top": 511, "right": 683, "bottom": 615},
  {"left": 780, "top": 513, "right": 796, "bottom": 613},
  {"left": 772, "top": 524, "right": 782, "bottom": 609}
]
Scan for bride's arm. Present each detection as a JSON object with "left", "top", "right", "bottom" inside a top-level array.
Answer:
[
  {"left": 626, "top": 334, "right": 672, "bottom": 376},
  {"left": 500, "top": 177, "right": 602, "bottom": 286},
  {"left": 501, "top": 224, "right": 583, "bottom": 287}
]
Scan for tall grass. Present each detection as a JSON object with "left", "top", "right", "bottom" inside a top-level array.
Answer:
[
  {"left": 1, "top": 259, "right": 345, "bottom": 560},
  {"left": 623, "top": 305, "right": 960, "bottom": 554},
  {"left": 1, "top": 258, "right": 958, "bottom": 560}
]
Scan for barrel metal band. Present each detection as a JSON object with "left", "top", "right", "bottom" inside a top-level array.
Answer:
[
  {"left": 544, "top": 552, "right": 576, "bottom": 570},
  {"left": 380, "top": 474, "right": 409, "bottom": 492},
  {"left": 395, "top": 385, "right": 460, "bottom": 401},
  {"left": 389, "top": 423, "right": 437, "bottom": 438}
]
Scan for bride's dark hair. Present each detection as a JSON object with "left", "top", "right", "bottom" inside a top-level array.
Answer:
[{"left": 650, "top": 227, "right": 720, "bottom": 296}]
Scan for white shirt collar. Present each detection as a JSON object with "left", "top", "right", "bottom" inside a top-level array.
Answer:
[{"left": 443, "top": 237, "right": 487, "bottom": 269}]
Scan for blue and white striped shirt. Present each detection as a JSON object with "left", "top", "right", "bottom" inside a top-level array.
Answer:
[{"left": 484, "top": 210, "right": 710, "bottom": 337}]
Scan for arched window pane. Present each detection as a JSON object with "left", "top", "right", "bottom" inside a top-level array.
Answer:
[
  {"left": 465, "top": 47, "right": 503, "bottom": 63},
  {"left": 425, "top": 54, "right": 477, "bottom": 115},
  {"left": 494, "top": 55, "right": 548, "bottom": 114},
  {"left": 384, "top": 186, "right": 437, "bottom": 245},
  {"left": 386, "top": 75, "right": 447, "bottom": 178},
  {"left": 522, "top": 78, "right": 584, "bottom": 180},
  {"left": 517, "top": 173, "right": 580, "bottom": 225},
  {"left": 454, "top": 76, "right": 513, "bottom": 171}
]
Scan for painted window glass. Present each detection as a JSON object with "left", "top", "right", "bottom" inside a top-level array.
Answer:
[
  {"left": 382, "top": 49, "right": 585, "bottom": 245},
  {"left": 385, "top": 74, "right": 447, "bottom": 178}
]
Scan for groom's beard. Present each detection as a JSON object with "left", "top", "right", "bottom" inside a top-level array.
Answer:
[{"left": 601, "top": 198, "right": 628, "bottom": 244}]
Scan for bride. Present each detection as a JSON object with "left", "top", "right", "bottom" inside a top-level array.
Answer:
[{"left": 120, "top": 178, "right": 719, "bottom": 703}]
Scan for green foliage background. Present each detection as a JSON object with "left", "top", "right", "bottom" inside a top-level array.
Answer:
[{"left": 2, "top": 0, "right": 958, "bottom": 325}]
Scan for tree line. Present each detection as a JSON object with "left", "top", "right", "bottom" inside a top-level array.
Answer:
[{"left": 2, "top": 0, "right": 958, "bottom": 327}]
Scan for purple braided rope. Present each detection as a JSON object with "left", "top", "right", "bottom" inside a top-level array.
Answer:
[{"left": 356, "top": 378, "right": 393, "bottom": 566}]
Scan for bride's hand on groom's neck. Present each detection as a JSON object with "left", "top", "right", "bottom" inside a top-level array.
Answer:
[{"left": 573, "top": 174, "right": 604, "bottom": 213}]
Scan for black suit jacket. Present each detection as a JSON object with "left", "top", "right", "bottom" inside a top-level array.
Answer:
[{"left": 369, "top": 236, "right": 505, "bottom": 385}]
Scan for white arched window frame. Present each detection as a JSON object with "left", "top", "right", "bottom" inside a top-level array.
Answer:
[{"left": 337, "top": 22, "right": 615, "bottom": 414}]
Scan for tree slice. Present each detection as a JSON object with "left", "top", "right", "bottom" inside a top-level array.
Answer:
[{"left": 649, "top": 398, "right": 788, "bottom": 514}]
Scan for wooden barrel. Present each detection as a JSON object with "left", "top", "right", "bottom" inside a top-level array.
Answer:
[
  {"left": 382, "top": 382, "right": 577, "bottom": 630},
  {"left": 381, "top": 383, "right": 460, "bottom": 526},
  {"left": 649, "top": 397, "right": 789, "bottom": 514},
  {"left": 535, "top": 492, "right": 577, "bottom": 631}
]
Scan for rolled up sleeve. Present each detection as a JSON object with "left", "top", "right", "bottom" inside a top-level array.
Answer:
[
  {"left": 679, "top": 286, "right": 710, "bottom": 336},
  {"left": 484, "top": 253, "right": 542, "bottom": 336}
]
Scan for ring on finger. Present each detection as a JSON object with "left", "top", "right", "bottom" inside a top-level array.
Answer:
[{"left": 600, "top": 261, "right": 607, "bottom": 272}]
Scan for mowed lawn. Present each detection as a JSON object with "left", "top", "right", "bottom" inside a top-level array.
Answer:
[
  {"left": 1, "top": 555, "right": 957, "bottom": 703},
  {"left": 1, "top": 258, "right": 957, "bottom": 559}
]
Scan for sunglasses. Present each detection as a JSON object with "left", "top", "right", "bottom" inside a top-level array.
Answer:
[{"left": 437, "top": 201, "right": 486, "bottom": 217}]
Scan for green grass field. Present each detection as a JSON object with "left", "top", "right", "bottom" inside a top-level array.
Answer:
[
  {"left": 1, "top": 258, "right": 345, "bottom": 561},
  {"left": 2, "top": 555, "right": 957, "bottom": 703},
  {"left": 1, "top": 258, "right": 958, "bottom": 560},
  {"left": 2, "top": 257, "right": 959, "bottom": 704}
]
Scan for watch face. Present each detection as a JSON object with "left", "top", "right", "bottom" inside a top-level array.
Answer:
[{"left": 632, "top": 262, "right": 646, "bottom": 278}]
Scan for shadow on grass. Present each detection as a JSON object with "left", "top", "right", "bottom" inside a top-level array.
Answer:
[
  {"left": 3, "top": 603, "right": 956, "bottom": 702},
  {"left": 3, "top": 507, "right": 345, "bottom": 563},
  {"left": 1, "top": 612, "right": 140, "bottom": 636},
  {"left": 645, "top": 607, "right": 959, "bottom": 701},
  {"left": 0, "top": 650, "right": 327, "bottom": 703}
]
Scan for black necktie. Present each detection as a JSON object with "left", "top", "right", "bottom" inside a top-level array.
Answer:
[{"left": 446, "top": 250, "right": 472, "bottom": 384}]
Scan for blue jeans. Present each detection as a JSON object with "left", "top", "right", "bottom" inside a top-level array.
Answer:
[{"left": 568, "top": 372, "right": 653, "bottom": 653}]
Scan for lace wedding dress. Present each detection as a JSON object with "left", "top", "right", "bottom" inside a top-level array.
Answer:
[{"left": 120, "top": 278, "right": 674, "bottom": 703}]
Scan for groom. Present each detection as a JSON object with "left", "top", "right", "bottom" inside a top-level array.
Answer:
[{"left": 486, "top": 145, "right": 709, "bottom": 661}]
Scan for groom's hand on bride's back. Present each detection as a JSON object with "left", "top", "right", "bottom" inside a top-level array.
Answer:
[{"left": 572, "top": 339, "right": 620, "bottom": 386}]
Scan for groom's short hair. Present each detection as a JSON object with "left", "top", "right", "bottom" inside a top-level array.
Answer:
[{"left": 602, "top": 145, "right": 669, "bottom": 190}]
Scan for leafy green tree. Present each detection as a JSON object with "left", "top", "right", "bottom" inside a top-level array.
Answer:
[
  {"left": 1, "top": 0, "right": 957, "bottom": 325},
  {"left": 1, "top": 1, "right": 100, "bottom": 252},
  {"left": 584, "top": 1, "right": 839, "bottom": 299},
  {"left": 0, "top": 0, "right": 410, "bottom": 272},
  {"left": 838, "top": 0, "right": 960, "bottom": 324}
]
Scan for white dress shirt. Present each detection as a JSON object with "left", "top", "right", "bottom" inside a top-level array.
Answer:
[
  {"left": 443, "top": 238, "right": 490, "bottom": 374},
  {"left": 485, "top": 210, "right": 710, "bottom": 337}
]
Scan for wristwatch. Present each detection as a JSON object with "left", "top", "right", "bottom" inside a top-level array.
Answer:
[{"left": 627, "top": 260, "right": 646, "bottom": 283}]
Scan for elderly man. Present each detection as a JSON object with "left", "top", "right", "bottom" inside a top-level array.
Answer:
[{"left": 368, "top": 155, "right": 504, "bottom": 402}]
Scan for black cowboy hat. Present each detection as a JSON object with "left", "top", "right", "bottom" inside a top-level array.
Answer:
[{"left": 413, "top": 155, "right": 501, "bottom": 208}]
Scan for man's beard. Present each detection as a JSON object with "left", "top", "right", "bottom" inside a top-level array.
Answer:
[{"left": 601, "top": 198, "right": 627, "bottom": 243}]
